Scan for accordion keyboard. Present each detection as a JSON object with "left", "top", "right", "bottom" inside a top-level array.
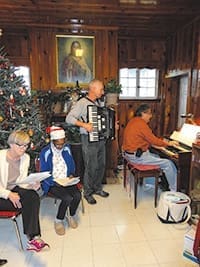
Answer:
[{"left": 87, "top": 105, "right": 115, "bottom": 142}]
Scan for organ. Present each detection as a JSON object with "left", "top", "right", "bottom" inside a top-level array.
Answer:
[{"left": 150, "top": 123, "right": 200, "bottom": 194}]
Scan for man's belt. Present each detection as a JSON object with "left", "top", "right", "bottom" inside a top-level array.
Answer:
[
  {"left": 125, "top": 151, "right": 135, "bottom": 155},
  {"left": 125, "top": 148, "right": 144, "bottom": 157}
]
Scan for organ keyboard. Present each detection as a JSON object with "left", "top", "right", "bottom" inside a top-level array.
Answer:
[{"left": 151, "top": 123, "right": 200, "bottom": 193}]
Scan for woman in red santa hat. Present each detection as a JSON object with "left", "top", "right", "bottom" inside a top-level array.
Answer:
[{"left": 40, "top": 126, "right": 81, "bottom": 235}]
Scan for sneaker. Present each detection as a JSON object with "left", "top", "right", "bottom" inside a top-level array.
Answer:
[
  {"left": 54, "top": 221, "right": 65, "bottom": 235},
  {"left": 27, "top": 237, "right": 50, "bottom": 252},
  {"left": 94, "top": 190, "right": 109, "bottom": 198},
  {"left": 0, "top": 259, "right": 7, "bottom": 266},
  {"left": 84, "top": 195, "right": 97, "bottom": 204},
  {"left": 68, "top": 216, "right": 78, "bottom": 229}
]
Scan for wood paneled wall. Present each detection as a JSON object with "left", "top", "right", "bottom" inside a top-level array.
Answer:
[
  {"left": 1, "top": 28, "right": 119, "bottom": 91},
  {"left": 119, "top": 37, "right": 166, "bottom": 69},
  {"left": 1, "top": 21, "right": 200, "bottom": 150},
  {"left": 1, "top": 30, "right": 29, "bottom": 66},
  {"left": 165, "top": 17, "right": 200, "bottom": 128},
  {"left": 29, "top": 29, "right": 56, "bottom": 90},
  {"left": 166, "top": 19, "right": 200, "bottom": 71}
]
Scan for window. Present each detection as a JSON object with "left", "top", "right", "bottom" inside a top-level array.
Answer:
[
  {"left": 119, "top": 68, "right": 158, "bottom": 99},
  {"left": 15, "top": 66, "right": 31, "bottom": 91}
]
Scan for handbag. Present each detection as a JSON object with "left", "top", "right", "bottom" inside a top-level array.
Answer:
[{"left": 157, "top": 191, "right": 191, "bottom": 223}]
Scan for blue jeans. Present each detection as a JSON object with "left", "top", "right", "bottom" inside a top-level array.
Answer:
[{"left": 125, "top": 150, "right": 177, "bottom": 191}]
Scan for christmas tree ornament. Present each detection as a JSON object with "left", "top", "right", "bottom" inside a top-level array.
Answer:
[
  {"left": 19, "top": 86, "right": 26, "bottom": 96},
  {"left": 20, "top": 110, "right": 24, "bottom": 117},
  {"left": 45, "top": 137, "right": 50, "bottom": 143},
  {"left": 28, "top": 129, "right": 34, "bottom": 137},
  {"left": 9, "top": 94, "right": 15, "bottom": 104},
  {"left": 0, "top": 115, "right": 4, "bottom": 122},
  {"left": 30, "top": 142, "right": 36, "bottom": 150}
]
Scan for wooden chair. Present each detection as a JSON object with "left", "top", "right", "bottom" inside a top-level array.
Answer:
[
  {"left": 0, "top": 210, "right": 23, "bottom": 250},
  {"left": 123, "top": 156, "right": 162, "bottom": 208}
]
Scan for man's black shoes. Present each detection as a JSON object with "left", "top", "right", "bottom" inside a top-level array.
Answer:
[
  {"left": 94, "top": 190, "right": 109, "bottom": 198},
  {"left": 0, "top": 259, "right": 7, "bottom": 266},
  {"left": 84, "top": 191, "right": 109, "bottom": 204},
  {"left": 84, "top": 195, "right": 97, "bottom": 205}
]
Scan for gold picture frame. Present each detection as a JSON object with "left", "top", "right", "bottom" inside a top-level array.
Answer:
[{"left": 56, "top": 35, "right": 95, "bottom": 87}]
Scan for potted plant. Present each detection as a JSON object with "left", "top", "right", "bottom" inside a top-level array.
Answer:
[{"left": 105, "top": 78, "right": 122, "bottom": 106}]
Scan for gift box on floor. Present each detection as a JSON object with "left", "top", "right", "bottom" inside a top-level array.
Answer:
[{"left": 183, "top": 227, "right": 200, "bottom": 264}]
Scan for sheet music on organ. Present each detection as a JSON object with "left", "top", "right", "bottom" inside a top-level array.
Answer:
[{"left": 170, "top": 123, "right": 200, "bottom": 147}]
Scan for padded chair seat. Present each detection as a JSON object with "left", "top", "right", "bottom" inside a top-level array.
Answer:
[
  {"left": 0, "top": 210, "right": 21, "bottom": 218},
  {"left": 127, "top": 162, "right": 160, "bottom": 171},
  {"left": 123, "top": 157, "right": 162, "bottom": 208}
]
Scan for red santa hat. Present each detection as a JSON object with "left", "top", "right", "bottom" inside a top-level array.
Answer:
[{"left": 49, "top": 126, "right": 65, "bottom": 140}]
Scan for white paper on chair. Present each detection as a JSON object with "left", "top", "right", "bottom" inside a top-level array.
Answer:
[
  {"left": 54, "top": 177, "right": 80, "bottom": 187},
  {"left": 15, "top": 172, "right": 51, "bottom": 184}
]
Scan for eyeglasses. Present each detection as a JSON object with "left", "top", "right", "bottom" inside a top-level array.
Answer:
[{"left": 15, "top": 143, "right": 30, "bottom": 148}]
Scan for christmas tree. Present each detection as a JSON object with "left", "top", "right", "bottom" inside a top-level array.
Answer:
[{"left": 0, "top": 46, "right": 46, "bottom": 171}]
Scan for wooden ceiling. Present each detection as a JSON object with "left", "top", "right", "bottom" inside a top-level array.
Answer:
[{"left": 0, "top": 0, "right": 200, "bottom": 38}]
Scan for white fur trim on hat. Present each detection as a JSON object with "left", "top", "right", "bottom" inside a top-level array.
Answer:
[{"left": 50, "top": 126, "right": 65, "bottom": 140}]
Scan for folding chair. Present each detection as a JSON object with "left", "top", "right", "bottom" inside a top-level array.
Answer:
[{"left": 0, "top": 210, "right": 23, "bottom": 250}]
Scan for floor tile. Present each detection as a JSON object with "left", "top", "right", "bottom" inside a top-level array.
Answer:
[
  {"left": 0, "top": 183, "right": 197, "bottom": 267},
  {"left": 121, "top": 241, "right": 158, "bottom": 266}
]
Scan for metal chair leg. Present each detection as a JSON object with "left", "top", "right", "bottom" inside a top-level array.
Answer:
[
  {"left": 81, "top": 193, "right": 85, "bottom": 214},
  {"left": 12, "top": 216, "right": 23, "bottom": 251}
]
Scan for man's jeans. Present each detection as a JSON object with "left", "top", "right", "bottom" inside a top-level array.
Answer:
[{"left": 125, "top": 150, "right": 177, "bottom": 191}]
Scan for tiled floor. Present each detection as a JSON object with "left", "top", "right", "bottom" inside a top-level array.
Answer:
[{"left": 0, "top": 179, "right": 199, "bottom": 267}]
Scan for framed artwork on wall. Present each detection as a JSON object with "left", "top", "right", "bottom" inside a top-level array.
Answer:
[{"left": 56, "top": 35, "right": 95, "bottom": 87}]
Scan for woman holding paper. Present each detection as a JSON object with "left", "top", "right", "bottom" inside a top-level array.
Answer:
[
  {"left": 39, "top": 126, "right": 81, "bottom": 236},
  {"left": 0, "top": 130, "right": 49, "bottom": 252}
]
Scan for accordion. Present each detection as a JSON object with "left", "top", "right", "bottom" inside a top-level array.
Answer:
[{"left": 87, "top": 105, "right": 115, "bottom": 142}]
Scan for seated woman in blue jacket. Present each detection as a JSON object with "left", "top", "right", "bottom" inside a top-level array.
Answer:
[{"left": 40, "top": 126, "right": 81, "bottom": 236}]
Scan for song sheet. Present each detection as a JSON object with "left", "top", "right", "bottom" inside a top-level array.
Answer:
[
  {"left": 54, "top": 177, "right": 80, "bottom": 187},
  {"left": 16, "top": 172, "right": 51, "bottom": 184}
]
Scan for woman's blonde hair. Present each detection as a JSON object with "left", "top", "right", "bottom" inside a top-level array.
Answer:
[{"left": 7, "top": 130, "right": 30, "bottom": 145}]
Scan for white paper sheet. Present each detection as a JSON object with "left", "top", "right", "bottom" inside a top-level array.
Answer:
[
  {"left": 170, "top": 123, "right": 200, "bottom": 147},
  {"left": 16, "top": 172, "right": 51, "bottom": 184},
  {"left": 54, "top": 177, "right": 80, "bottom": 187}
]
